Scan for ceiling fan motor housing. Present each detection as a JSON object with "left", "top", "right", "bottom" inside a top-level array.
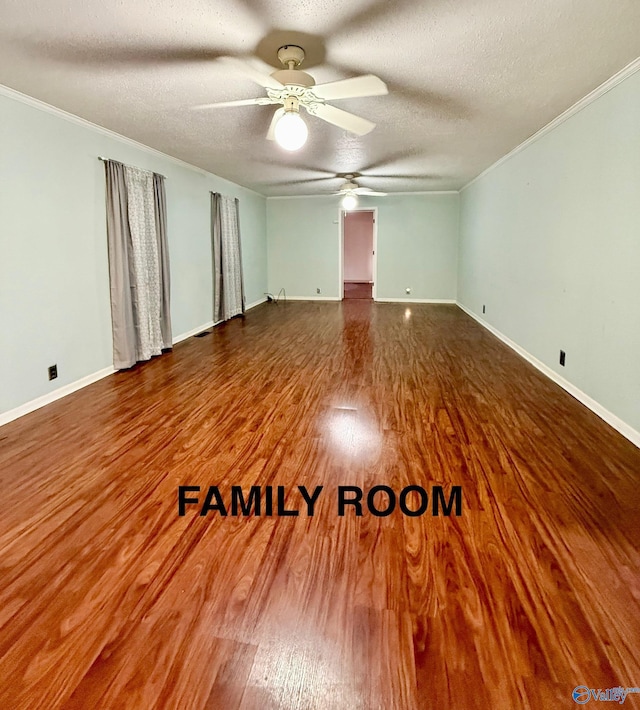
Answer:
[{"left": 271, "top": 69, "right": 315, "bottom": 87}]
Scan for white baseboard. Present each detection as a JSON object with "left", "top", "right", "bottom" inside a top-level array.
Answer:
[
  {"left": 2, "top": 299, "right": 272, "bottom": 428},
  {"left": 172, "top": 299, "right": 268, "bottom": 344},
  {"left": 0, "top": 366, "right": 115, "bottom": 427},
  {"left": 376, "top": 298, "right": 457, "bottom": 304},
  {"left": 246, "top": 296, "right": 269, "bottom": 310},
  {"left": 172, "top": 321, "right": 217, "bottom": 344},
  {"left": 457, "top": 302, "right": 640, "bottom": 449},
  {"left": 285, "top": 296, "right": 342, "bottom": 301},
  {"left": 282, "top": 296, "right": 455, "bottom": 303}
]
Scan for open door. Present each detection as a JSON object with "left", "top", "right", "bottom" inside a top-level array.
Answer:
[{"left": 342, "top": 210, "right": 375, "bottom": 300}]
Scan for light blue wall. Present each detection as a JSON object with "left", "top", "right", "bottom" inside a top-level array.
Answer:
[
  {"left": 458, "top": 68, "right": 640, "bottom": 434},
  {"left": 267, "top": 197, "right": 342, "bottom": 298},
  {"left": 0, "top": 90, "right": 267, "bottom": 416},
  {"left": 267, "top": 193, "right": 459, "bottom": 300},
  {"left": 376, "top": 193, "right": 458, "bottom": 300}
]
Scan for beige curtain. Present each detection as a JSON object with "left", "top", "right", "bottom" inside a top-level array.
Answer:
[
  {"left": 211, "top": 192, "right": 245, "bottom": 322},
  {"left": 104, "top": 160, "right": 172, "bottom": 370}
]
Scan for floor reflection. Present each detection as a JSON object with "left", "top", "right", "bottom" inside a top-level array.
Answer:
[{"left": 317, "top": 301, "right": 382, "bottom": 464}]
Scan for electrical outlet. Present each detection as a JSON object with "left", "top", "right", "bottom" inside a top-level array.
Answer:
[
  {"left": 405, "top": 287, "right": 411, "bottom": 294},
  {"left": 316, "top": 287, "right": 321, "bottom": 295},
  {"left": 482, "top": 304, "right": 486, "bottom": 314},
  {"left": 48, "top": 364, "right": 58, "bottom": 380},
  {"left": 559, "top": 350, "right": 566, "bottom": 367}
]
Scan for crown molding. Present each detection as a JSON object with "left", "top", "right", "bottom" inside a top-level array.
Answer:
[
  {"left": 375, "top": 298, "right": 456, "bottom": 304},
  {"left": 461, "top": 56, "right": 640, "bottom": 193},
  {"left": 0, "top": 83, "right": 266, "bottom": 199},
  {"left": 284, "top": 296, "right": 342, "bottom": 301}
]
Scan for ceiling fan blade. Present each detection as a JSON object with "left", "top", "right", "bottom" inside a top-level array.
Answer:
[
  {"left": 19, "top": 40, "right": 231, "bottom": 67},
  {"left": 266, "top": 108, "right": 285, "bottom": 140},
  {"left": 312, "top": 75, "right": 388, "bottom": 101},
  {"left": 354, "top": 188, "right": 387, "bottom": 196},
  {"left": 251, "top": 160, "right": 339, "bottom": 179},
  {"left": 218, "top": 56, "right": 283, "bottom": 90},
  {"left": 269, "top": 176, "right": 337, "bottom": 186},
  {"left": 191, "top": 97, "right": 275, "bottom": 110},
  {"left": 364, "top": 173, "right": 429, "bottom": 180},
  {"left": 308, "top": 104, "right": 376, "bottom": 136}
]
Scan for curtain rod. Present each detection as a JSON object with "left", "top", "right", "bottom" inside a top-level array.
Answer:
[{"left": 98, "top": 156, "right": 166, "bottom": 180}]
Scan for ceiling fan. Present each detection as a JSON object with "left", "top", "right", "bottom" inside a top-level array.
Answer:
[
  {"left": 193, "top": 45, "right": 388, "bottom": 151},
  {"left": 336, "top": 175, "right": 387, "bottom": 197},
  {"left": 335, "top": 174, "right": 387, "bottom": 210}
]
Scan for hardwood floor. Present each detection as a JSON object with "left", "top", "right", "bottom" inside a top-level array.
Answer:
[
  {"left": 0, "top": 301, "right": 638, "bottom": 709},
  {"left": 343, "top": 282, "right": 372, "bottom": 299}
]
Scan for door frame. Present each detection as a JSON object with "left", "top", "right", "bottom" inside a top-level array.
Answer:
[{"left": 338, "top": 206, "right": 378, "bottom": 301}]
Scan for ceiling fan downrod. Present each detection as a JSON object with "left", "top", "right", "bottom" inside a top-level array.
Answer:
[{"left": 271, "top": 45, "right": 316, "bottom": 88}]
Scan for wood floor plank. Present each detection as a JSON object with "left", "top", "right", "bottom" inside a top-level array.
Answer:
[{"left": 0, "top": 301, "right": 638, "bottom": 709}]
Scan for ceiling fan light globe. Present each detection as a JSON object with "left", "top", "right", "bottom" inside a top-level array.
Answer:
[
  {"left": 274, "top": 111, "right": 308, "bottom": 151},
  {"left": 342, "top": 193, "right": 358, "bottom": 210}
]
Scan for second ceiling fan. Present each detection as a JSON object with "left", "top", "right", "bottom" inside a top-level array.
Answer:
[
  {"left": 194, "top": 45, "right": 388, "bottom": 150},
  {"left": 336, "top": 175, "right": 387, "bottom": 209}
]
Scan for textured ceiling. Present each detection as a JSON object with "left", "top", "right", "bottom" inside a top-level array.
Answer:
[{"left": 1, "top": 0, "right": 639, "bottom": 196}]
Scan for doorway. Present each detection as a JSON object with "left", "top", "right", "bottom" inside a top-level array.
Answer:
[{"left": 341, "top": 209, "right": 376, "bottom": 300}]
